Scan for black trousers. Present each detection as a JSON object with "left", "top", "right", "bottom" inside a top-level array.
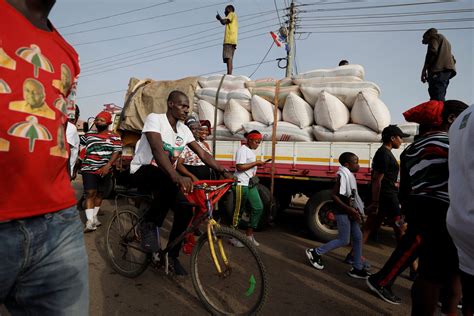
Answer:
[
  {"left": 371, "top": 195, "right": 454, "bottom": 288},
  {"left": 132, "top": 165, "right": 193, "bottom": 258},
  {"left": 428, "top": 70, "right": 452, "bottom": 101}
]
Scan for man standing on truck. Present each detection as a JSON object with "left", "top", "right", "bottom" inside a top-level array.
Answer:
[
  {"left": 0, "top": 0, "right": 89, "bottom": 314},
  {"left": 81, "top": 111, "right": 122, "bottom": 232},
  {"left": 216, "top": 5, "right": 238, "bottom": 75},
  {"left": 421, "top": 28, "right": 456, "bottom": 101},
  {"left": 130, "top": 90, "right": 233, "bottom": 276}
]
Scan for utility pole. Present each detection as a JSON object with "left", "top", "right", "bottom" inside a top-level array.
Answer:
[{"left": 285, "top": 0, "right": 296, "bottom": 78}]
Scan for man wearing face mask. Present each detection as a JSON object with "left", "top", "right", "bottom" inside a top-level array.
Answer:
[{"left": 80, "top": 111, "right": 122, "bottom": 232}]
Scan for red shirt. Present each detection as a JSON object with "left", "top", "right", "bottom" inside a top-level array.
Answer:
[{"left": 0, "top": 0, "right": 80, "bottom": 220}]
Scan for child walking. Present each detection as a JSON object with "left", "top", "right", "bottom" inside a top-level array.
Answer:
[{"left": 305, "top": 152, "right": 370, "bottom": 279}]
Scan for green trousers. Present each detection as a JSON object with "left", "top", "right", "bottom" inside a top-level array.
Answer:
[{"left": 233, "top": 185, "right": 264, "bottom": 229}]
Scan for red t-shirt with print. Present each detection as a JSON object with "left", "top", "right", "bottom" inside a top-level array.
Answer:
[{"left": 0, "top": 0, "right": 79, "bottom": 220}]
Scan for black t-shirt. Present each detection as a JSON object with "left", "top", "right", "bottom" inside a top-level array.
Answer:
[{"left": 372, "top": 146, "right": 399, "bottom": 197}]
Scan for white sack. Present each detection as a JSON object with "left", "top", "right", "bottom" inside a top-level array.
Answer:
[
  {"left": 224, "top": 99, "right": 252, "bottom": 134},
  {"left": 195, "top": 87, "right": 228, "bottom": 110},
  {"left": 397, "top": 123, "right": 419, "bottom": 136},
  {"left": 314, "top": 91, "right": 350, "bottom": 131},
  {"left": 251, "top": 95, "right": 281, "bottom": 126},
  {"left": 227, "top": 89, "right": 252, "bottom": 111},
  {"left": 293, "top": 64, "right": 365, "bottom": 81},
  {"left": 351, "top": 91, "right": 391, "bottom": 133},
  {"left": 293, "top": 76, "right": 362, "bottom": 85},
  {"left": 196, "top": 100, "right": 224, "bottom": 127},
  {"left": 214, "top": 125, "right": 245, "bottom": 141},
  {"left": 243, "top": 121, "right": 314, "bottom": 142},
  {"left": 198, "top": 74, "right": 250, "bottom": 90},
  {"left": 300, "top": 82, "right": 380, "bottom": 109},
  {"left": 312, "top": 124, "right": 382, "bottom": 142},
  {"left": 282, "top": 92, "right": 314, "bottom": 128}
]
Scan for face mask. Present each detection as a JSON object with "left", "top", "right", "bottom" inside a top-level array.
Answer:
[{"left": 96, "top": 124, "right": 108, "bottom": 132}]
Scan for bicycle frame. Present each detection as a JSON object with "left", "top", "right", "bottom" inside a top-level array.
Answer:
[{"left": 116, "top": 180, "right": 235, "bottom": 276}]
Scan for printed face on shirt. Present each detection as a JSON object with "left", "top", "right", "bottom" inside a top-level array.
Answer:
[{"left": 24, "top": 79, "right": 45, "bottom": 109}]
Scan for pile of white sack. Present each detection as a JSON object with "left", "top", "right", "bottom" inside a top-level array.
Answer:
[{"left": 193, "top": 65, "right": 418, "bottom": 142}]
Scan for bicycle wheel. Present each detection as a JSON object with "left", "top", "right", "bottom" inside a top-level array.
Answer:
[
  {"left": 105, "top": 206, "right": 150, "bottom": 277},
  {"left": 191, "top": 226, "right": 268, "bottom": 315}
]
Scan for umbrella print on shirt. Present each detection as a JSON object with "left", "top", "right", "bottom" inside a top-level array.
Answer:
[
  {"left": 16, "top": 44, "right": 54, "bottom": 78},
  {"left": 0, "top": 48, "right": 16, "bottom": 70},
  {"left": 8, "top": 115, "right": 52, "bottom": 152},
  {"left": 0, "top": 79, "right": 11, "bottom": 94}
]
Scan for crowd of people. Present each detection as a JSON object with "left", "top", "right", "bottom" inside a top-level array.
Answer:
[{"left": 0, "top": 0, "right": 472, "bottom": 315}]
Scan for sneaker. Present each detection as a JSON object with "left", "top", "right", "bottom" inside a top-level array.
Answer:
[
  {"left": 344, "top": 253, "right": 371, "bottom": 270},
  {"left": 139, "top": 221, "right": 160, "bottom": 253},
  {"left": 247, "top": 235, "right": 260, "bottom": 247},
  {"left": 366, "top": 276, "right": 402, "bottom": 305},
  {"left": 347, "top": 267, "right": 371, "bottom": 279},
  {"left": 84, "top": 220, "right": 96, "bottom": 233},
  {"left": 305, "top": 248, "right": 324, "bottom": 270},
  {"left": 93, "top": 216, "right": 102, "bottom": 227},
  {"left": 170, "top": 257, "right": 188, "bottom": 276},
  {"left": 229, "top": 237, "right": 244, "bottom": 248}
]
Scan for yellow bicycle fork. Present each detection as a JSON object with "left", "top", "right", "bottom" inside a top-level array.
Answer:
[{"left": 207, "top": 219, "right": 230, "bottom": 276}]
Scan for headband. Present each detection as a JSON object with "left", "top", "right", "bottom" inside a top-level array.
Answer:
[{"left": 246, "top": 133, "right": 263, "bottom": 141}]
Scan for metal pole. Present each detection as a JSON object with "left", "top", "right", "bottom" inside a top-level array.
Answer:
[
  {"left": 270, "top": 80, "right": 280, "bottom": 198},
  {"left": 212, "top": 74, "right": 226, "bottom": 158},
  {"left": 285, "top": 0, "right": 296, "bottom": 78}
]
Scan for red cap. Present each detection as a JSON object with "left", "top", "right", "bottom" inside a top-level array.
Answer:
[{"left": 96, "top": 111, "right": 112, "bottom": 125}]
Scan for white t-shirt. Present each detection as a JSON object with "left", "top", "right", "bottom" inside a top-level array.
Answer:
[
  {"left": 130, "top": 113, "right": 194, "bottom": 174},
  {"left": 66, "top": 122, "right": 80, "bottom": 176},
  {"left": 234, "top": 145, "right": 257, "bottom": 186},
  {"left": 447, "top": 105, "right": 474, "bottom": 275}
]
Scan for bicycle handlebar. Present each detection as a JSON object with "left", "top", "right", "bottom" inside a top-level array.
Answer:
[{"left": 192, "top": 179, "right": 236, "bottom": 192}]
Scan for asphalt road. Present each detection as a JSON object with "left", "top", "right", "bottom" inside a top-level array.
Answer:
[
  {"left": 1, "top": 178, "right": 421, "bottom": 316},
  {"left": 73, "top": 179, "right": 418, "bottom": 316}
]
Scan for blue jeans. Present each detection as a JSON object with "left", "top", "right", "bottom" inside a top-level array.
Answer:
[
  {"left": 0, "top": 207, "right": 89, "bottom": 315},
  {"left": 316, "top": 213, "right": 363, "bottom": 270}
]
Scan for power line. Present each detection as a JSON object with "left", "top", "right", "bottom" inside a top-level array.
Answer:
[
  {"left": 248, "top": 41, "right": 275, "bottom": 78},
  {"left": 298, "top": 8, "right": 474, "bottom": 21},
  {"left": 79, "top": 11, "right": 278, "bottom": 66},
  {"left": 274, "top": 0, "right": 282, "bottom": 25},
  {"left": 71, "top": 20, "right": 216, "bottom": 46},
  {"left": 295, "top": 0, "right": 364, "bottom": 7},
  {"left": 77, "top": 59, "right": 277, "bottom": 100},
  {"left": 80, "top": 32, "right": 270, "bottom": 77},
  {"left": 297, "top": 1, "right": 455, "bottom": 13},
  {"left": 80, "top": 20, "right": 279, "bottom": 72},
  {"left": 62, "top": 2, "right": 229, "bottom": 36},
  {"left": 296, "top": 26, "right": 474, "bottom": 34},
  {"left": 73, "top": 13, "right": 277, "bottom": 47},
  {"left": 299, "top": 17, "right": 474, "bottom": 29},
  {"left": 58, "top": 1, "right": 171, "bottom": 29}
]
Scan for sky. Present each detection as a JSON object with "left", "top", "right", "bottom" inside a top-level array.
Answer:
[{"left": 50, "top": 0, "right": 474, "bottom": 123}]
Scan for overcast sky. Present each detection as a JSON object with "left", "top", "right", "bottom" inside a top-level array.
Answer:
[{"left": 50, "top": 0, "right": 473, "bottom": 123}]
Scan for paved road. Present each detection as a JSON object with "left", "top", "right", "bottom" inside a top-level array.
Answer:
[{"left": 74, "top": 180, "right": 415, "bottom": 316}]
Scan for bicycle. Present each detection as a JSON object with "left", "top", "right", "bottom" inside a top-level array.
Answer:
[{"left": 105, "top": 179, "right": 268, "bottom": 315}]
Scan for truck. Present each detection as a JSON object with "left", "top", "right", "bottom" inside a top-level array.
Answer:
[{"left": 112, "top": 75, "right": 410, "bottom": 243}]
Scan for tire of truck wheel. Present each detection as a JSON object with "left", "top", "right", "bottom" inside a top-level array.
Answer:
[
  {"left": 304, "top": 190, "right": 338, "bottom": 242},
  {"left": 219, "top": 184, "right": 276, "bottom": 230}
]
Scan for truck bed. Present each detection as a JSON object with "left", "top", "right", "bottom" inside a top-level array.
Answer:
[{"left": 213, "top": 141, "right": 407, "bottom": 184}]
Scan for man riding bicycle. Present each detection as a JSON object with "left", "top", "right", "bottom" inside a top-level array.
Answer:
[{"left": 130, "top": 90, "right": 232, "bottom": 276}]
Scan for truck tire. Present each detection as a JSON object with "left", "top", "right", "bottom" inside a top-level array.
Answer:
[
  {"left": 219, "top": 184, "right": 275, "bottom": 230},
  {"left": 304, "top": 190, "right": 338, "bottom": 242}
]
